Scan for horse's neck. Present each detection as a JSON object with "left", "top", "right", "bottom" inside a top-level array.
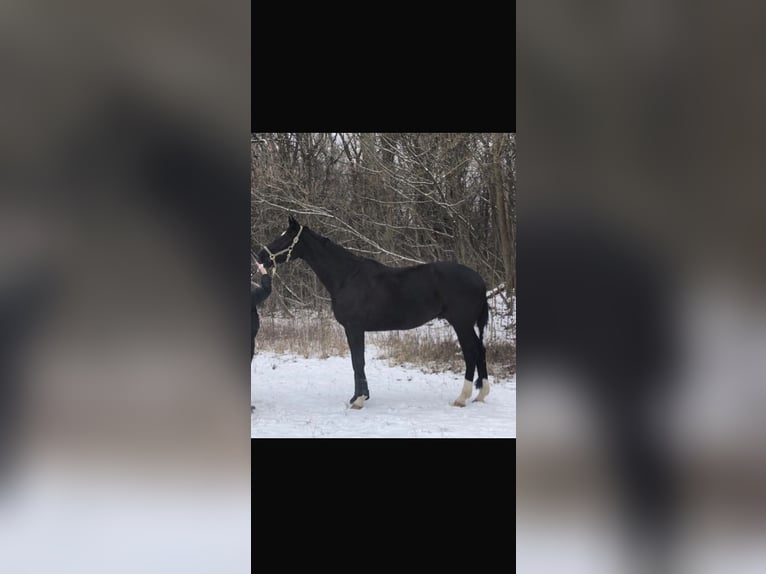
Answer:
[{"left": 302, "top": 234, "right": 359, "bottom": 296}]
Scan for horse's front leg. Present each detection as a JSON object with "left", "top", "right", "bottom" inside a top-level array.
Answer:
[{"left": 345, "top": 328, "right": 369, "bottom": 409}]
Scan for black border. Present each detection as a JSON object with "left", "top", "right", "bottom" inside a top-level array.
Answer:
[
  {"left": 252, "top": 4, "right": 515, "bottom": 133},
  {"left": 254, "top": 439, "right": 516, "bottom": 558}
]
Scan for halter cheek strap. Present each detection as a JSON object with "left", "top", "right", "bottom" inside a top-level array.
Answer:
[{"left": 262, "top": 225, "right": 303, "bottom": 267}]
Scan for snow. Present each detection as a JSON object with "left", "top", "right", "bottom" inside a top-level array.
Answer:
[
  {"left": 251, "top": 286, "right": 515, "bottom": 438},
  {"left": 250, "top": 346, "right": 515, "bottom": 438}
]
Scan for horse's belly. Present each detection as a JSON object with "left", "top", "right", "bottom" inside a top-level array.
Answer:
[
  {"left": 362, "top": 306, "right": 439, "bottom": 331},
  {"left": 333, "top": 289, "right": 441, "bottom": 331}
]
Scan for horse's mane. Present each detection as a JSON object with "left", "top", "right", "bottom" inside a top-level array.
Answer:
[{"left": 307, "top": 227, "right": 382, "bottom": 267}]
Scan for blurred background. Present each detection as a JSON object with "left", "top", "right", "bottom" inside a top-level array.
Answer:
[
  {"left": 518, "top": 2, "right": 766, "bottom": 573},
  {"left": 0, "top": 1, "right": 250, "bottom": 572},
  {"left": 6, "top": 0, "right": 766, "bottom": 569}
]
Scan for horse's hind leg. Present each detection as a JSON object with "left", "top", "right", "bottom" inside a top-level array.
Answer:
[{"left": 452, "top": 327, "right": 479, "bottom": 407}]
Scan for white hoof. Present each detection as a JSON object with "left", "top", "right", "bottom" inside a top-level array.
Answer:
[
  {"left": 350, "top": 396, "right": 366, "bottom": 410},
  {"left": 473, "top": 378, "right": 490, "bottom": 402},
  {"left": 452, "top": 379, "right": 473, "bottom": 408}
]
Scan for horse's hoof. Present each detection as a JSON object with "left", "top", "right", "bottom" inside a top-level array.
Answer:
[
  {"left": 472, "top": 398, "right": 484, "bottom": 403},
  {"left": 452, "top": 400, "right": 467, "bottom": 407},
  {"left": 350, "top": 395, "right": 366, "bottom": 409},
  {"left": 474, "top": 381, "right": 490, "bottom": 402}
]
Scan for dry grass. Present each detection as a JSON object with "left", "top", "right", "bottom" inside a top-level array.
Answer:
[
  {"left": 372, "top": 330, "right": 516, "bottom": 379},
  {"left": 256, "top": 314, "right": 348, "bottom": 359},
  {"left": 255, "top": 313, "right": 516, "bottom": 379}
]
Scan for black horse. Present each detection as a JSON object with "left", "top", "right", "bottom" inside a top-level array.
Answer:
[{"left": 257, "top": 216, "right": 490, "bottom": 409}]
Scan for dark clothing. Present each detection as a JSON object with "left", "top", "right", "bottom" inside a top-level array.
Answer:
[{"left": 251, "top": 274, "right": 272, "bottom": 359}]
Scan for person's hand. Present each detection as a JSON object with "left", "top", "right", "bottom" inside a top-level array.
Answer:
[{"left": 256, "top": 262, "right": 268, "bottom": 275}]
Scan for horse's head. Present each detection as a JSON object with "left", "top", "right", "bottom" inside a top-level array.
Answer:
[{"left": 256, "top": 216, "right": 305, "bottom": 269}]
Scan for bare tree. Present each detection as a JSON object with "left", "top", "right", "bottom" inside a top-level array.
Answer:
[{"left": 251, "top": 133, "right": 516, "bottom": 314}]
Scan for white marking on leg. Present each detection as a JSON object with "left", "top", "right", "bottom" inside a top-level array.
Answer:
[
  {"left": 452, "top": 379, "right": 473, "bottom": 407},
  {"left": 350, "top": 395, "right": 366, "bottom": 410},
  {"left": 474, "top": 378, "right": 490, "bottom": 402}
]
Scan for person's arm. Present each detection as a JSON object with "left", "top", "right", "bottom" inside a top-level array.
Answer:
[
  {"left": 251, "top": 285, "right": 265, "bottom": 307},
  {"left": 251, "top": 275, "right": 272, "bottom": 307},
  {"left": 260, "top": 274, "right": 272, "bottom": 297}
]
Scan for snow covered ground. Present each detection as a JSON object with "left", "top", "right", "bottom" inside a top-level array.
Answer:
[
  {"left": 251, "top": 289, "right": 515, "bottom": 438},
  {"left": 250, "top": 347, "right": 515, "bottom": 438}
]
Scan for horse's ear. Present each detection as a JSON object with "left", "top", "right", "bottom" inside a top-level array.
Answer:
[{"left": 288, "top": 215, "right": 298, "bottom": 227}]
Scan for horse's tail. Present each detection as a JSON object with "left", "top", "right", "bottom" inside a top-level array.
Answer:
[{"left": 477, "top": 296, "right": 489, "bottom": 343}]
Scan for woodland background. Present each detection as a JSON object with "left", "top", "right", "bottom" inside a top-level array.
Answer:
[
  {"left": 251, "top": 133, "right": 515, "bottom": 303},
  {"left": 250, "top": 133, "right": 516, "bottom": 375}
]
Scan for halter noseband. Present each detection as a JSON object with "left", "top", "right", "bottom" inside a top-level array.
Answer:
[{"left": 262, "top": 225, "right": 303, "bottom": 267}]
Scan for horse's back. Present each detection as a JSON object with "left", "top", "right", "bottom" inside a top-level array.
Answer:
[
  {"left": 388, "top": 261, "right": 485, "bottom": 297},
  {"left": 429, "top": 261, "right": 486, "bottom": 292}
]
